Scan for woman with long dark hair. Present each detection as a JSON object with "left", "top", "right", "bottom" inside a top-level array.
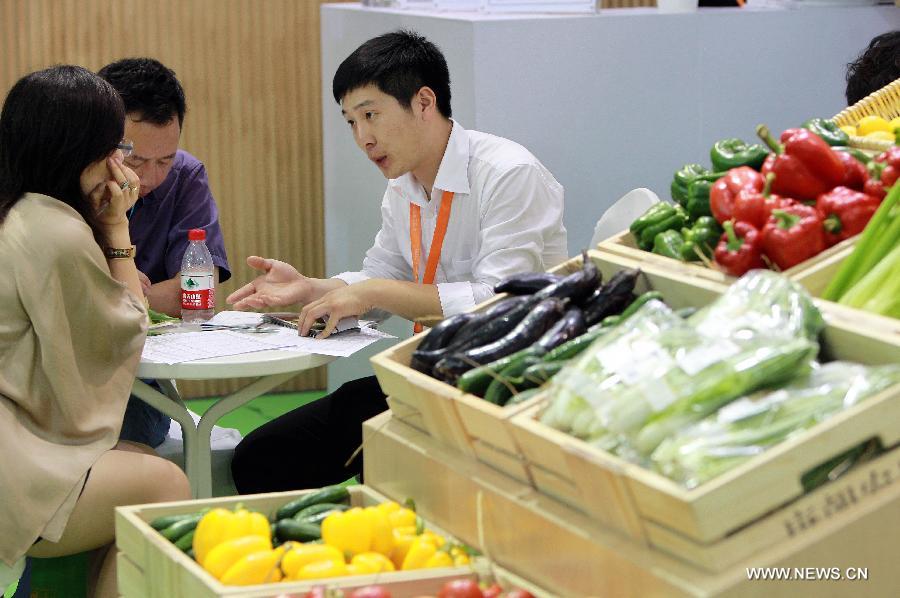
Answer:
[{"left": 0, "top": 65, "right": 191, "bottom": 598}]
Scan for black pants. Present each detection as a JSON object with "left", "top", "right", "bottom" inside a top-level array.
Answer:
[{"left": 231, "top": 376, "right": 387, "bottom": 493}]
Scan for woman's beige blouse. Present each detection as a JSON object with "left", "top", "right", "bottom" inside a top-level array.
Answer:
[{"left": 0, "top": 193, "right": 147, "bottom": 565}]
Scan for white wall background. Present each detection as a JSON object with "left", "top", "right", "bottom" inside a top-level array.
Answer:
[{"left": 321, "top": 4, "right": 898, "bottom": 390}]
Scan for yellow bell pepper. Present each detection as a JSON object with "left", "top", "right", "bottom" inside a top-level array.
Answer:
[
  {"left": 220, "top": 548, "right": 284, "bottom": 586},
  {"left": 193, "top": 507, "right": 271, "bottom": 566},
  {"left": 401, "top": 536, "right": 438, "bottom": 570},
  {"left": 388, "top": 507, "right": 417, "bottom": 529},
  {"left": 351, "top": 552, "right": 395, "bottom": 573},
  {"left": 366, "top": 507, "right": 394, "bottom": 556},
  {"left": 450, "top": 546, "right": 470, "bottom": 566},
  {"left": 840, "top": 125, "right": 857, "bottom": 137},
  {"left": 281, "top": 543, "right": 345, "bottom": 579},
  {"left": 424, "top": 550, "right": 453, "bottom": 569},
  {"left": 890, "top": 117, "right": 900, "bottom": 133},
  {"left": 389, "top": 526, "right": 418, "bottom": 569},
  {"left": 376, "top": 501, "right": 401, "bottom": 515},
  {"left": 296, "top": 558, "right": 349, "bottom": 580},
  {"left": 419, "top": 530, "right": 446, "bottom": 548},
  {"left": 321, "top": 507, "right": 373, "bottom": 556},
  {"left": 203, "top": 535, "right": 272, "bottom": 580},
  {"left": 857, "top": 115, "right": 892, "bottom": 136}
]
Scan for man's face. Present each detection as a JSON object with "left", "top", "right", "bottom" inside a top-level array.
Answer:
[
  {"left": 123, "top": 115, "right": 181, "bottom": 197},
  {"left": 341, "top": 85, "right": 425, "bottom": 180}
]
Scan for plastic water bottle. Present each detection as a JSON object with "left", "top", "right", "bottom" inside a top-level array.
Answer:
[{"left": 181, "top": 228, "right": 215, "bottom": 323}]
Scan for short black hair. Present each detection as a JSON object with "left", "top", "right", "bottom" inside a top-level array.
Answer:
[
  {"left": 98, "top": 57, "right": 186, "bottom": 126},
  {"left": 0, "top": 65, "right": 124, "bottom": 244},
  {"left": 332, "top": 30, "right": 452, "bottom": 118},
  {"left": 845, "top": 31, "right": 900, "bottom": 106}
]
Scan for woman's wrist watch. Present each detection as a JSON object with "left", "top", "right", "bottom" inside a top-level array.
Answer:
[{"left": 104, "top": 245, "right": 136, "bottom": 259}]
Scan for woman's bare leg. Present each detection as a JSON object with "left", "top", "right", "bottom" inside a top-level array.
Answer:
[{"left": 28, "top": 446, "right": 191, "bottom": 598}]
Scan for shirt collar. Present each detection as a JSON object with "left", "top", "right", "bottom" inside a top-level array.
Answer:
[{"left": 390, "top": 119, "right": 471, "bottom": 205}]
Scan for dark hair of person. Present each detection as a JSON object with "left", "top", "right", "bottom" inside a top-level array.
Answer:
[
  {"left": 845, "top": 31, "right": 900, "bottom": 106},
  {"left": 333, "top": 29, "right": 452, "bottom": 118},
  {"left": 98, "top": 57, "right": 186, "bottom": 126},
  {"left": 0, "top": 65, "right": 125, "bottom": 244}
]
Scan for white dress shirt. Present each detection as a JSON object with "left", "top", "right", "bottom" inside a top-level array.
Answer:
[{"left": 335, "top": 120, "right": 568, "bottom": 317}]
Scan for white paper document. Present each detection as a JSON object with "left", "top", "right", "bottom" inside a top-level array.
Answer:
[{"left": 141, "top": 315, "right": 396, "bottom": 364}]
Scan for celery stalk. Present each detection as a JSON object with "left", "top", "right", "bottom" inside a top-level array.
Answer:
[
  {"left": 859, "top": 244, "right": 900, "bottom": 317},
  {"left": 823, "top": 183, "right": 900, "bottom": 301}
]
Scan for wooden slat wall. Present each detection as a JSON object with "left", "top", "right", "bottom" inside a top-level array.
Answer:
[{"left": 1, "top": 0, "right": 346, "bottom": 397}]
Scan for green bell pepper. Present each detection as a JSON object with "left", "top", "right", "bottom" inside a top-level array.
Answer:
[
  {"left": 671, "top": 164, "right": 725, "bottom": 206},
  {"left": 833, "top": 146, "right": 872, "bottom": 165},
  {"left": 685, "top": 177, "right": 718, "bottom": 221},
  {"left": 801, "top": 118, "right": 850, "bottom": 147},
  {"left": 680, "top": 216, "right": 722, "bottom": 261},
  {"left": 638, "top": 204, "right": 687, "bottom": 250},
  {"left": 652, "top": 229, "right": 686, "bottom": 260},
  {"left": 710, "top": 138, "right": 769, "bottom": 172}
]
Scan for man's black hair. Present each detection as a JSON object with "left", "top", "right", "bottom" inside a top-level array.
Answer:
[
  {"left": 0, "top": 65, "right": 124, "bottom": 244},
  {"left": 98, "top": 57, "right": 186, "bottom": 126},
  {"left": 332, "top": 30, "right": 452, "bottom": 118},
  {"left": 846, "top": 31, "right": 900, "bottom": 106}
]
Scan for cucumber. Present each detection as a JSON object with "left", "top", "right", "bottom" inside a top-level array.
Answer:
[
  {"left": 160, "top": 514, "right": 203, "bottom": 542},
  {"left": 483, "top": 356, "right": 541, "bottom": 405},
  {"left": 505, "top": 387, "right": 542, "bottom": 407},
  {"left": 543, "top": 323, "right": 609, "bottom": 362},
  {"left": 456, "top": 347, "right": 538, "bottom": 396},
  {"left": 275, "top": 485, "right": 350, "bottom": 520},
  {"left": 174, "top": 529, "right": 195, "bottom": 552},
  {"left": 293, "top": 502, "right": 350, "bottom": 522},
  {"left": 521, "top": 360, "right": 568, "bottom": 385},
  {"left": 275, "top": 518, "right": 322, "bottom": 543},
  {"left": 150, "top": 512, "right": 202, "bottom": 531}
]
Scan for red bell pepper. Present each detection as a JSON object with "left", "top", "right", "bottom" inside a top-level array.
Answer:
[
  {"left": 709, "top": 166, "right": 764, "bottom": 224},
  {"left": 874, "top": 146, "right": 900, "bottom": 189},
  {"left": 835, "top": 150, "right": 867, "bottom": 191},
  {"left": 757, "top": 125, "right": 845, "bottom": 201},
  {"left": 732, "top": 172, "right": 794, "bottom": 229},
  {"left": 714, "top": 220, "right": 764, "bottom": 277},
  {"left": 761, "top": 204, "right": 827, "bottom": 270},
  {"left": 816, "top": 186, "right": 881, "bottom": 246}
]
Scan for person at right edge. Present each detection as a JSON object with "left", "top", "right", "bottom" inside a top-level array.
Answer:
[
  {"left": 844, "top": 30, "right": 900, "bottom": 105},
  {"left": 228, "top": 30, "right": 568, "bottom": 493}
]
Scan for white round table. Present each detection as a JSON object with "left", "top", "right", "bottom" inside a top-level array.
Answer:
[{"left": 133, "top": 349, "right": 334, "bottom": 498}]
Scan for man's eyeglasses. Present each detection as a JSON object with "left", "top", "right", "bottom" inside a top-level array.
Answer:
[{"left": 117, "top": 140, "right": 134, "bottom": 158}]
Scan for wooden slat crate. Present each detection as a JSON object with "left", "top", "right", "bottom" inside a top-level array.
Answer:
[
  {"left": 508, "top": 303, "right": 900, "bottom": 558},
  {"left": 597, "top": 228, "right": 858, "bottom": 286},
  {"left": 364, "top": 410, "right": 900, "bottom": 596},
  {"left": 115, "top": 486, "right": 477, "bottom": 598},
  {"left": 372, "top": 249, "right": 729, "bottom": 485}
]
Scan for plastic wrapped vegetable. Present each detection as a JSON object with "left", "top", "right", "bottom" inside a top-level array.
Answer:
[
  {"left": 651, "top": 362, "right": 900, "bottom": 488},
  {"left": 540, "top": 271, "right": 824, "bottom": 458}
]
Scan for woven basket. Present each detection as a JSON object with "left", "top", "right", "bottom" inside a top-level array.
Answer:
[{"left": 832, "top": 76, "right": 900, "bottom": 152}]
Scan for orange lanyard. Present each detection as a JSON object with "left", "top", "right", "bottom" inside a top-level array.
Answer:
[{"left": 410, "top": 189, "right": 454, "bottom": 333}]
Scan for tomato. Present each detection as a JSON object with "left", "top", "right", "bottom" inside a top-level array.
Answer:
[
  {"left": 438, "top": 579, "right": 484, "bottom": 598},
  {"left": 348, "top": 587, "right": 392, "bottom": 598},
  {"left": 481, "top": 584, "right": 503, "bottom": 598}
]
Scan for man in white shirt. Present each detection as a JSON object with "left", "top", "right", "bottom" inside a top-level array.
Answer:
[{"left": 228, "top": 30, "right": 567, "bottom": 493}]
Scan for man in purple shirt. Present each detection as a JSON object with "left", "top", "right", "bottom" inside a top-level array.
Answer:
[{"left": 99, "top": 58, "right": 230, "bottom": 447}]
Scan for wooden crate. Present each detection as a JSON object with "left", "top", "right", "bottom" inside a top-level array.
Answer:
[
  {"left": 372, "top": 250, "right": 729, "bottom": 485},
  {"left": 115, "top": 485, "right": 477, "bottom": 598},
  {"left": 365, "top": 410, "right": 900, "bottom": 596},
  {"left": 596, "top": 228, "right": 857, "bottom": 287},
  {"left": 508, "top": 305, "right": 900, "bottom": 556}
]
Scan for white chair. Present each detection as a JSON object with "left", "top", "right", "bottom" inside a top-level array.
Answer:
[
  {"left": 590, "top": 187, "right": 662, "bottom": 247},
  {"left": 155, "top": 410, "right": 242, "bottom": 497}
]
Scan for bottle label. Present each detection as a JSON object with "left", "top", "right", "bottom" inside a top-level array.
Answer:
[{"left": 181, "top": 274, "right": 215, "bottom": 310}]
